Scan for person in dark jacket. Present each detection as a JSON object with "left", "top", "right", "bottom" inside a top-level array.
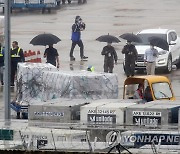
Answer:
[
  {"left": 44, "top": 44, "right": 60, "bottom": 68},
  {"left": 101, "top": 42, "right": 118, "bottom": 73},
  {"left": 122, "top": 41, "right": 138, "bottom": 77},
  {"left": 10, "top": 41, "right": 24, "bottom": 86},
  {"left": 144, "top": 86, "right": 153, "bottom": 102},
  {"left": 69, "top": 15, "right": 88, "bottom": 61},
  {"left": 0, "top": 43, "right": 4, "bottom": 86}
]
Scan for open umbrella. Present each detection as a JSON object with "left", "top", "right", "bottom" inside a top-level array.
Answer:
[
  {"left": 148, "top": 37, "right": 169, "bottom": 50},
  {"left": 119, "top": 33, "right": 142, "bottom": 43},
  {"left": 30, "top": 33, "right": 61, "bottom": 46},
  {"left": 96, "top": 34, "right": 120, "bottom": 43}
]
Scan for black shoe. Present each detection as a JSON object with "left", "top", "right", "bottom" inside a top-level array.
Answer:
[
  {"left": 11, "top": 83, "right": 15, "bottom": 87},
  {"left": 70, "top": 57, "right": 75, "bottom": 61},
  {"left": 1, "top": 81, "right": 3, "bottom": 86},
  {"left": 81, "top": 56, "right": 88, "bottom": 60}
]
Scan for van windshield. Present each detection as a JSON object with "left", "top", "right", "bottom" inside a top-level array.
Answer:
[
  {"left": 135, "top": 34, "right": 167, "bottom": 45},
  {"left": 152, "top": 82, "right": 172, "bottom": 99}
]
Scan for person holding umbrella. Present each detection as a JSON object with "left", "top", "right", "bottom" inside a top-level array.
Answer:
[
  {"left": 101, "top": 41, "right": 118, "bottom": 73},
  {"left": 69, "top": 15, "right": 88, "bottom": 61},
  {"left": 44, "top": 44, "right": 60, "bottom": 68},
  {"left": 121, "top": 41, "right": 138, "bottom": 77},
  {"left": 144, "top": 42, "right": 158, "bottom": 75}
]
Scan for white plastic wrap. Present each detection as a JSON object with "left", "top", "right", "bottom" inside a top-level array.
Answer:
[
  {"left": 16, "top": 62, "right": 57, "bottom": 104},
  {"left": 41, "top": 70, "right": 119, "bottom": 101}
]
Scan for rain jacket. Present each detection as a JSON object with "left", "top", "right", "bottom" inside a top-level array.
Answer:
[{"left": 71, "top": 23, "right": 81, "bottom": 42}]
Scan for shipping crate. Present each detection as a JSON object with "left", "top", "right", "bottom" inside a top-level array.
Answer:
[
  {"left": 125, "top": 100, "right": 180, "bottom": 127},
  {"left": 28, "top": 98, "right": 91, "bottom": 122},
  {"left": 80, "top": 99, "right": 141, "bottom": 125}
]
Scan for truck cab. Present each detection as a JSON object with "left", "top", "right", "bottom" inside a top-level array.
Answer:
[{"left": 123, "top": 75, "right": 175, "bottom": 101}]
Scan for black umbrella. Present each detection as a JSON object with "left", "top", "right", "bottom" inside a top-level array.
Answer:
[
  {"left": 119, "top": 33, "right": 142, "bottom": 43},
  {"left": 30, "top": 33, "right": 61, "bottom": 46},
  {"left": 148, "top": 37, "right": 169, "bottom": 50},
  {"left": 96, "top": 34, "right": 120, "bottom": 43}
]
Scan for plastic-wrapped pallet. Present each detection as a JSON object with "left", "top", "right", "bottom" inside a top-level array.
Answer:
[
  {"left": 41, "top": 70, "right": 118, "bottom": 100},
  {"left": 28, "top": 98, "right": 91, "bottom": 122},
  {"left": 16, "top": 62, "right": 57, "bottom": 104}
]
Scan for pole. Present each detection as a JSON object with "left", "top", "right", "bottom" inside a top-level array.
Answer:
[{"left": 4, "top": 0, "right": 11, "bottom": 120}]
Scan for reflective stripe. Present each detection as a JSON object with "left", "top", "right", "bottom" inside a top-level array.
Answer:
[
  {"left": 11, "top": 47, "right": 21, "bottom": 58},
  {"left": 0, "top": 47, "right": 3, "bottom": 57}
]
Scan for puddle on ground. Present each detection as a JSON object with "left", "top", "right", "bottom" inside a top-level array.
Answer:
[
  {"left": 114, "top": 15, "right": 144, "bottom": 18},
  {"left": 114, "top": 23, "right": 139, "bottom": 26},
  {"left": 115, "top": 9, "right": 148, "bottom": 12}
]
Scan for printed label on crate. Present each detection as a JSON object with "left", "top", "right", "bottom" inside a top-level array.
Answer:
[
  {"left": 87, "top": 114, "right": 116, "bottom": 124},
  {"left": 132, "top": 111, "right": 161, "bottom": 126},
  {"left": 34, "top": 111, "right": 64, "bottom": 117},
  {"left": 88, "top": 109, "right": 116, "bottom": 114}
]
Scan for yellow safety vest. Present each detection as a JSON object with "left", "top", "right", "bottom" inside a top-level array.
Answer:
[
  {"left": 0, "top": 47, "right": 3, "bottom": 57},
  {"left": 11, "top": 47, "right": 21, "bottom": 58}
]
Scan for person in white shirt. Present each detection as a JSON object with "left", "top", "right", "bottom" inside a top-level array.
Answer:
[{"left": 144, "top": 42, "right": 158, "bottom": 75}]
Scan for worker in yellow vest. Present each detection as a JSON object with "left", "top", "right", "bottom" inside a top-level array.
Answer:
[
  {"left": 0, "top": 43, "right": 4, "bottom": 86},
  {"left": 10, "top": 41, "right": 24, "bottom": 87}
]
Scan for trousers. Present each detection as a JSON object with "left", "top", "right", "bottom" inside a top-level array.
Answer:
[
  {"left": 70, "top": 40, "right": 84, "bottom": 58},
  {"left": 146, "top": 62, "right": 155, "bottom": 75}
]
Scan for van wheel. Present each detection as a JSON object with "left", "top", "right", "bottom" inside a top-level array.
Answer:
[{"left": 165, "top": 56, "right": 172, "bottom": 73}]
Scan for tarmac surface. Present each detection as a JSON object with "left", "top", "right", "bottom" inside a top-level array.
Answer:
[{"left": 1, "top": 0, "right": 180, "bottom": 118}]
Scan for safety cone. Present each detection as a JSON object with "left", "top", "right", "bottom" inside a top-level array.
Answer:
[
  {"left": 26, "top": 50, "right": 31, "bottom": 62},
  {"left": 32, "top": 51, "right": 36, "bottom": 62},
  {"left": 37, "top": 50, "right": 42, "bottom": 63},
  {"left": 28, "top": 50, "right": 33, "bottom": 62},
  {"left": 23, "top": 51, "right": 27, "bottom": 62}
]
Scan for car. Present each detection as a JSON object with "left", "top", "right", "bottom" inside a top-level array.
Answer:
[{"left": 133, "top": 29, "right": 180, "bottom": 73}]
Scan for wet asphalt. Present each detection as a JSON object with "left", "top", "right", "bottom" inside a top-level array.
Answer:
[{"left": 0, "top": 0, "right": 180, "bottom": 119}]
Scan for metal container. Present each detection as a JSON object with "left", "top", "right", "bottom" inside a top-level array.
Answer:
[
  {"left": 80, "top": 99, "right": 140, "bottom": 125},
  {"left": 28, "top": 98, "right": 91, "bottom": 122},
  {"left": 125, "top": 100, "right": 180, "bottom": 127}
]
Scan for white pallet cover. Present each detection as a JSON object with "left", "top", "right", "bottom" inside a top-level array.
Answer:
[
  {"left": 41, "top": 70, "right": 119, "bottom": 101},
  {"left": 17, "top": 62, "right": 57, "bottom": 104}
]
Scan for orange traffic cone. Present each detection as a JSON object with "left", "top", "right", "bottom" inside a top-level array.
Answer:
[
  {"left": 32, "top": 51, "right": 36, "bottom": 62},
  {"left": 37, "top": 50, "right": 42, "bottom": 63},
  {"left": 26, "top": 50, "right": 31, "bottom": 62},
  {"left": 24, "top": 51, "right": 27, "bottom": 62}
]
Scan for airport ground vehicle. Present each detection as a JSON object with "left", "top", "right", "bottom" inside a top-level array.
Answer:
[
  {"left": 0, "top": 0, "right": 59, "bottom": 13},
  {"left": 124, "top": 29, "right": 180, "bottom": 73},
  {"left": 62, "top": 0, "right": 87, "bottom": 4},
  {"left": 123, "top": 75, "right": 175, "bottom": 101}
]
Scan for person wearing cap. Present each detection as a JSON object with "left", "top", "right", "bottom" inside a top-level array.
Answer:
[
  {"left": 69, "top": 15, "right": 88, "bottom": 61},
  {"left": 122, "top": 40, "right": 138, "bottom": 77},
  {"left": 144, "top": 42, "right": 158, "bottom": 75},
  {"left": 101, "top": 42, "right": 118, "bottom": 73}
]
